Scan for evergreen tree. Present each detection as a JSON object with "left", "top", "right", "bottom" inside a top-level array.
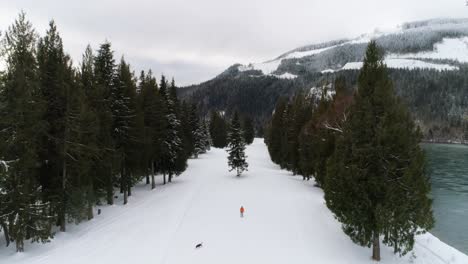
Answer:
[
  {"left": 37, "top": 20, "right": 74, "bottom": 232},
  {"left": 180, "top": 102, "right": 195, "bottom": 158},
  {"left": 227, "top": 112, "right": 248, "bottom": 176},
  {"left": 203, "top": 119, "right": 212, "bottom": 151},
  {"left": 193, "top": 119, "right": 207, "bottom": 158},
  {"left": 159, "top": 76, "right": 184, "bottom": 183},
  {"left": 77, "top": 44, "right": 100, "bottom": 220},
  {"left": 93, "top": 41, "right": 116, "bottom": 205},
  {"left": 266, "top": 97, "right": 287, "bottom": 165},
  {"left": 0, "top": 12, "right": 54, "bottom": 252},
  {"left": 242, "top": 116, "right": 255, "bottom": 145},
  {"left": 111, "top": 57, "right": 138, "bottom": 204},
  {"left": 138, "top": 70, "right": 165, "bottom": 189},
  {"left": 209, "top": 110, "right": 228, "bottom": 148},
  {"left": 325, "top": 42, "right": 434, "bottom": 261}
]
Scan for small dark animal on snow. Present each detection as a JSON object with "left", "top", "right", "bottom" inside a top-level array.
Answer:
[{"left": 195, "top": 242, "right": 203, "bottom": 249}]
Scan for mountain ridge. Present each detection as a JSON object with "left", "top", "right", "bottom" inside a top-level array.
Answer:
[{"left": 180, "top": 17, "right": 468, "bottom": 142}]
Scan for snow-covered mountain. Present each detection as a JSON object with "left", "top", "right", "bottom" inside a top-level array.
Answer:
[
  {"left": 181, "top": 18, "right": 468, "bottom": 142},
  {"left": 234, "top": 18, "right": 468, "bottom": 79}
]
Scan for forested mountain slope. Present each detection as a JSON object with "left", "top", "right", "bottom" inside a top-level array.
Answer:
[{"left": 180, "top": 18, "right": 468, "bottom": 141}]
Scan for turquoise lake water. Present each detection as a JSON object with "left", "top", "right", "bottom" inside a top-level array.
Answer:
[{"left": 423, "top": 143, "right": 468, "bottom": 255}]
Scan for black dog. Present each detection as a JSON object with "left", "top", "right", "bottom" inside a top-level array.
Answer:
[{"left": 195, "top": 242, "right": 203, "bottom": 249}]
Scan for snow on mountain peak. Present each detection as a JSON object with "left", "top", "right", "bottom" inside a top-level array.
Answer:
[{"left": 235, "top": 18, "right": 468, "bottom": 78}]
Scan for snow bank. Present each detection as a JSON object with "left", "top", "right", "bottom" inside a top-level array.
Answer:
[{"left": 1, "top": 139, "right": 466, "bottom": 264}]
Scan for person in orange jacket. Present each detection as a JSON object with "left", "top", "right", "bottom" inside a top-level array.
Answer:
[{"left": 240, "top": 206, "right": 245, "bottom": 218}]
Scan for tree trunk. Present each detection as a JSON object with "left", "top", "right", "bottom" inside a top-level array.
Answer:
[
  {"left": 16, "top": 239, "right": 24, "bottom": 252},
  {"left": 151, "top": 161, "right": 156, "bottom": 189},
  {"left": 163, "top": 173, "right": 166, "bottom": 185},
  {"left": 87, "top": 200, "right": 94, "bottom": 220},
  {"left": 128, "top": 173, "right": 132, "bottom": 197},
  {"left": 145, "top": 170, "right": 150, "bottom": 185},
  {"left": 60, "top": 159, "right": 67, "bottom": 232},
  {"left": 59, "top": 210, "right": 66, "bottom": 232},
  {"left": 168, "top": 173, "right": 172, "bottom": 183},
  {"left": 123, "top": 166, "right": 128, "bottom": 205},
  {"left": 123, "top": 189, "right": 128, "bottom": 205},
  {"left": 1, "top": 222, "right": 10, "bottom": 247},
  {"left": 107, "top": 168, "right": 113, "bottom": 205},
  {"left": 372, "top": 233, "right": 381, "bottom": 261}
]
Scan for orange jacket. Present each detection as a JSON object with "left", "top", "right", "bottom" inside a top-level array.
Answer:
[{"left": 240, "top": 207, "right": 245, "bottom": 213}]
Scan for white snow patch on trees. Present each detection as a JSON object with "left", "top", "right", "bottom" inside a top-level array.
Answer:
[
  {"left": 341, "top": 59, "right": 457, "bottom": 71},
  {"left": 388, "top": 37, "right": 468, "bottom": 63},
  {"left": 272, "top": 72, "right": 297, "bottom": 79},
  {"left": 283, "top": 45, "right": 338, "bottom": 59}
]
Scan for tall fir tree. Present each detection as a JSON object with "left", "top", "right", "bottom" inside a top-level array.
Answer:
[
  {"left": 93, "top": 41, "right": 116, "bottom": 205},
  {"left": 138, "top": 70, "right": 165, "bottom": 189},
  {"left": 37, "top": 20, "right": 74, "bottom": 232},
  {"left": 159, "top": 76, "right": 184, "bottom": 183},
  {"left": 325, "top": 41, "right": 434, "bottom": 261},
  {"left": 111, "top": 57, "right": 138, "bottom": 204},
  {"left": 193, "top": 119, "right": 207, "bottom": 158},
  {"left": 203, "top": 119, "right": 212, "bottom": 151},
  {"left": 209, "top": 110, "right": 228, "bottom": 148},
  {"left": 266, "top": 97, "right": 288, "bottom": 165},
  {"left": 0, "top": 12, "right": 54, "bottom": 252},
  {"left": 227, "top": 112, "right": 248, "bottom": 176},
  {"left": 242, "top": 116, "right": 255, "bottom": 145}
]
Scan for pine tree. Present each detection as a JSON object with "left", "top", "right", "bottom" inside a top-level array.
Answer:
[
  {"left": 266, "top": 97, "right": 287, "bottom": 165},
  {"left": 193, "top": 119, "right": 207, "bottom": 158},
  {"left": 227, "top": 112, "right": 248, "bottom": 176},
  {"left": 159, "top": 76, "right": 184, "bottom": 183},
  {"left": 209, "top": 110, "right": 228, "bottom": 148},
  {"left": 203, "top": 119, "right": 212, "bottom": 151},
  {"left": 242, "top": 116, "right": 255, "bottom": 145},
  {"left": 324, "top": 41, "right": 434, "bottom": 261},
  {"left": 77, "top": 44, "right": 100, "bottom": 220},
  {"left": 111, "top": 57, "right": 138, "bottom": 204},
  {"left": 37, "top": 20, "right": 74, "bottom": 232},
  {"left": 0, "top": 12, "right": 54, "bottom": 252},
  {"left": 93, "top": 41, "right": 116, "bottom": 205}
]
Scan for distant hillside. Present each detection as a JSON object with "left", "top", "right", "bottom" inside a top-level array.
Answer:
[{"left": 180, "top": 18, "right": 468, "bottom": 141}]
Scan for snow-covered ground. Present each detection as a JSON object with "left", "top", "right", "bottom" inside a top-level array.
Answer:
[{"left": 1, "top": 139, "right": 467, "bottom": 264}]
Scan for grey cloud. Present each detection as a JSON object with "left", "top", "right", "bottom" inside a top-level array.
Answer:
[{"left": 1, "top": 0, "right": 467, "bottom": 85}]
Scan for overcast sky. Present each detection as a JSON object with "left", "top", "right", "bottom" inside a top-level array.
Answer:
[{"left": 0, "top": 0, "right": 467, "bottom": 85}]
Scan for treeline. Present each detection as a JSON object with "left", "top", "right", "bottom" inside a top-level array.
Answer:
[
  {"left": 266, "top": 77, "right": 353, "bottom": 186},
  {"left": 0, "top": 13, "right": 211, "bottom": 252},
  {"left": 265, "top": 42, "right": 434, "bottom": 261}
]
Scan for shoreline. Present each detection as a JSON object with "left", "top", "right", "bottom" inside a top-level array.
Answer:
[{"left": 421, "top": 140, "right": 468, "bottom": 145}]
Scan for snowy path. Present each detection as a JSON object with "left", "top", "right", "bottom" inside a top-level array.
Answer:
[{"left": 1, "top": 139, "right": 467, "bottom": 264}]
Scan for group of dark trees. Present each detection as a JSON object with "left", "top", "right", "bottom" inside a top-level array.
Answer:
[
  {"left": 0, "top": 13, "right": 211, "bottom": 252},
  {"left": 265, "top": 42, "right": 434, "bottom": 261},
  {"left": 266, "top": 78, "right": 353, "bottom": 186},
  {"left": 208, "top": 110, "right": 254, "bottom": 148}
]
